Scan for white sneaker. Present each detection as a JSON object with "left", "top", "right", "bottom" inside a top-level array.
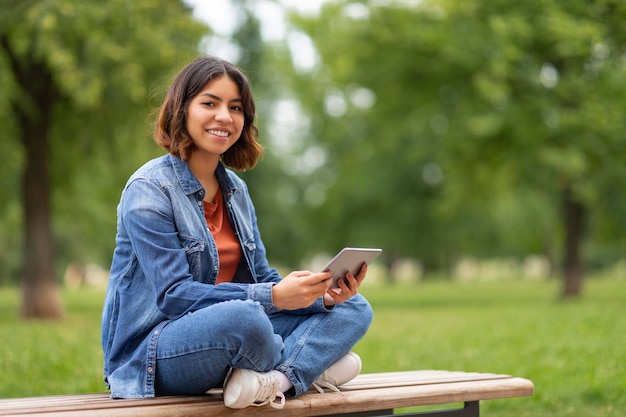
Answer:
[
  {"left": 223, "top": 368, "right": 286, "bottom": 409},
  {"left": 312, "top": 352, "right": 362, "bottom": 393}
]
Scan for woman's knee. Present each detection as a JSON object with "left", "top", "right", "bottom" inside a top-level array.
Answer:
[
  {"left": 159, "top": 300, "right": 275, "bottom": 353},
  {"left": 214, "top": 300, "right": 275, "bottom": 340},
  {"left": 338, "top": 294, "right": 373, "bottom": 331}
]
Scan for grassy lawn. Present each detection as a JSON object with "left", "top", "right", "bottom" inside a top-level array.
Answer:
[{"left": 0, "top": 277, "right": 624, "bottom": 416}]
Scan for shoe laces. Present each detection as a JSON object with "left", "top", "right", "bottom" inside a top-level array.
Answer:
[
  {"left": 311, "top": 380, "right": 341, "bottom": 394},
  {"left": 311, "top": 352, "right": 361, "bottom": 394},
  {"left": 252, "top": 372, "right": 286, "bottom": 409}
]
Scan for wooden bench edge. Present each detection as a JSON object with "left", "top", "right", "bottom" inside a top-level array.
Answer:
[{"left": 0, "top": 372, "right": 534, "bottom": 417}]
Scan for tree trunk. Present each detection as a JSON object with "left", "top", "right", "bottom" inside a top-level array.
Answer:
[
  {"left": 561, "top": 186, "right": 586, "bottom": 298},
  {"left": 15, "top": 62, "right": 64, "bottom": 319}
]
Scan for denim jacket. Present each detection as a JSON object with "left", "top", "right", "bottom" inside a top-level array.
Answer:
[{"left": 101, "top": 154, "right": 327, "bottom": 398}]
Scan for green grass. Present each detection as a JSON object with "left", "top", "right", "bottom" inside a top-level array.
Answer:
[
  {"left": 0, "top": 287, "right": 104, "bottom": 397},
  {"left": 1, "top": 278, "right": 625, "bottom": 416},
  {"left": 357, "top": 278, "right": 626, "bottom": 416}
]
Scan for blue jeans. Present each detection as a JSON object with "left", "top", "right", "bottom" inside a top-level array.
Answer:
[{"left": 154, "top": 295, "right": 372, "bottom": 397}]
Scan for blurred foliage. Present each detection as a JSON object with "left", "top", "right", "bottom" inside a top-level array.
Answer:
[
  {"left": 0, "top": 0, "right": 208, "bottom": 284},
  {"left": 263, "top": 0, "right": 626, "bottom": 277},
  {"left": 1, "top": 0, "right": 626, "bottom": 287}
]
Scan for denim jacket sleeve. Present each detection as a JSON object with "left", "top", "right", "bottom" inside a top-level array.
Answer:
[{"left": 121, "top": 176, "right": 279, "bottom": 318}]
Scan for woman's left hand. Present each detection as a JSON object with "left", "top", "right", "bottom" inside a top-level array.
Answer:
[{"left": 324, "top": 263, "right": 367, "bottom": 307}]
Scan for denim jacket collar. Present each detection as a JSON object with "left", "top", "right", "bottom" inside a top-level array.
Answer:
[{"left": 169, "top": 154, "right": 241, "bottom": 201}]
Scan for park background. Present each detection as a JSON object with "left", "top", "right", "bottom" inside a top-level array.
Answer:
[{"left": 0, "top": 0, "right": 625, "bottom": 415}]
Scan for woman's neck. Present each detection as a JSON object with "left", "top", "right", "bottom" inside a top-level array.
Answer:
[{"left": 188, "top": 152, "right": 221, "bottom": 203}]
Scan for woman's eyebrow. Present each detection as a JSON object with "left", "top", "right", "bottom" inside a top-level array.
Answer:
[{"left": 199, "top": 92, "right": 242, "bottom": 103}]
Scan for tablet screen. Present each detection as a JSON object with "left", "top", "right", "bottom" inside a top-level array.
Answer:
[{"left": 322, "top": 247, "right": 382, "bottom": 288}]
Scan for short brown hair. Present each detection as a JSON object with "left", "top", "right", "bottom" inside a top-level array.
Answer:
[{"left": 154, "top": 56, "right": 263, "bottom": 170}]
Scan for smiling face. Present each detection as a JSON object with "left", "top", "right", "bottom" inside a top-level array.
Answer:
[{"left": 185, "top": 75, "right": 245, "bottom": 162}]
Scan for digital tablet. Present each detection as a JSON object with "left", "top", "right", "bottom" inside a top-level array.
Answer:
[{"left": 322, "top": 247, "right": 382, "bottom": 288}]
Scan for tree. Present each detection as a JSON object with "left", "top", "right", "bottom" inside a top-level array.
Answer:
[
  {"left": 282, "top": 0, "right": 626, "bottom": 295},
  {"left": 0, "top": 0, "right": 207, "bottom": 318}
]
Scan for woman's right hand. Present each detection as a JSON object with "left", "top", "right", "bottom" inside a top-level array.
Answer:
[{"left": 271, "top": 271, "right": 332, "bottom": 310}]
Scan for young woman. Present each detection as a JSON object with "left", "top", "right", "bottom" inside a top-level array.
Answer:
[{"left": 101, "top": 56, "right": 373, "bottom": 409}]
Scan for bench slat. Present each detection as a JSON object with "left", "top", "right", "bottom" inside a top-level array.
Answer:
[
  {"left": 0, "top": 371, "right": 533, "bottom": 417},
  {"left": 340, "top": 370, "right": 511, "bottom": 390}
]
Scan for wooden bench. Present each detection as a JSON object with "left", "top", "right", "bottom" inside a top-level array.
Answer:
[{"left": 0, "top": 370, "right": 533, "bottom": 417}]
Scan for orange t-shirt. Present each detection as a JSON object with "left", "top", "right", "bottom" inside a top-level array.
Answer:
[{"left": 203, "top": 189, "right": 242, "bottom": 284}]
